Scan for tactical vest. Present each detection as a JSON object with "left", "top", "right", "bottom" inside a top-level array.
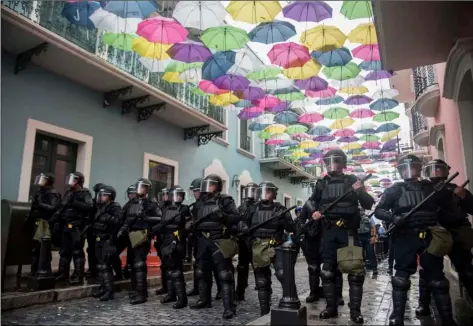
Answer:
[
  {"left": 251, "top": 202, "right": 281, "bottom": 239},
  {"left": 30, "top": 188, "right": 58, "bottom": 220},
  {"left": 196, "top": 197, "right": 224, "bottom": 234},
  {"left": 358, "top": 216, "right": 372, "bottom": 234},
  {"left": 125, "top": 199, "right": 148, "bottom": 230},
  {"left": 438, "top": 183, "right": 470, "bottom": 228},
  {"left": 161, "top": 205, "right": 181, "bottom": 234},
  {"left": 58, "top": 189, "right": 91, "bottom": 224},
  {"left": 92, "top": 202, "right": 120, "bottom": 237},
  {"left": 318, "top": 176, "right": 359, "bottom": 220}
]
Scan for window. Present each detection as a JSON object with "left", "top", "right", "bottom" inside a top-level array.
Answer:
[
  {"left": 30, "top": 133, "right": 78, "bottom": 197},
  {"left": 239, "top": 119, "right": 251, "bottom": 152},
  {"left": 148, "top": 160, "right": 175, "bottom": 201}
]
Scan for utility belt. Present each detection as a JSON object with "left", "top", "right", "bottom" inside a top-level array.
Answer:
[
  {"left": 325, "top": 218, "right": 350, "bottom": 228},
  {"left": 398, "top": 225, "right": 453, "bottom": 257},
  {"left": 200, "top": 224, "right": 227, "bottom": 239},
  {"left": 95, "top": 234, "right": 112, "bottom": 242}
]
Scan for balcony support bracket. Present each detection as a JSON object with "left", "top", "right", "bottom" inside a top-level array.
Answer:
[
  {"left": 103, "top": 86, "right": 133, "bottom": 108},
  {"left": 121, "top": 95, "right": 150, "bottom": 115},
  {"left": 291, "top": 177, "right": 308, "bottom": 185},
  {"left": 198, "top": 132, "right": 223, "bottom": 146},
  {"left": 274, "top": 169, "right": 296, "bottom": 179},
  {"left": 14, "top": 42, "right": 48, "bottom": 75},
  {"left": 137, "top": 103, "right": 165, "bottom": 123},
  {"left": 184, "top": 125, "right": 210, "bottom": 141}
]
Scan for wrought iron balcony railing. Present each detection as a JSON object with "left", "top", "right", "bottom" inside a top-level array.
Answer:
[
  {"left": 262, "top": 144, "right": 316, "bottom": 177},
  {"left": 411, "top": 104, "right": 428, "bottom": 137},
  {"left": 240, "top": 133, "right": 251, "bottom": 152},
  {"left": 3, "top": 1, "right": 224, "bottom": 124},
  {"left": 412, "top": 65, "right": 438, "bottom": 100}
]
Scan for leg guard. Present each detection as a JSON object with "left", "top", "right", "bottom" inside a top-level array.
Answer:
[
  {"left": 429, "top": 279, "right": 457, "bottom": 326},
  {"left": 348, "top": 274, "right": 365, "bottom": 324},
  {"left": 130, "top": 261, "right": 147, "bottom": 305},
  {"left": 161, "top": 269, "right": 177, "bottom": 303},
  {"left": 190, "top": 267, "right": 212, "bottom": 309},
  {"left": 70, "top": 255, "right": 85, "bottom": 286},
  {"left": 320, "top": 264, "right": 337, "bottom": 319},
  {"left": 306, "top": 264, "right": 321, "bottom": 303},
  {"left": 255, "top": 268, "right": 271, "bottom": 316},
  {"left": 219, "top": 269, "right": 236, "bottom": 319},
  {"left": 335, "top": 269, "right": 344, "bottom": 306},
  {"left": 389, "top": 276, "right": 410, "bottom": 326},
  {"left": 171, "top": 270, "right": 187, "bottom": 309},
  {"left": 415, "top": 269, "right": 431, "bottom": 316}
]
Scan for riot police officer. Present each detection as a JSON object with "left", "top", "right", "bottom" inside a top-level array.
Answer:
[
  {"left": 358, "top": 208, "right": 378, "bottom": 275},
  {"left": 91, "top": 185, "right": 122, "bottom": 301},
  {"left": 155, "top": 187, "right": 172, "bottom": 295},
  {"left": 311, "top": 149, "right": 374, "bottom": 324},
  {"left": 187, "top": 178, "right": 203, "bottom": 297},
  {"left": 153, "top": 186, "right": 190, "bottom": 309},
  {"left": 415, "top": 159, "right": 473, "bottom": 317},
  {"left": 235, "top": 182, "right": 258, "bottom": 301},
  {"left": 117, "top": 178, "right": 162, "bottom": 305},
  {"left": 29, "top": 173, "right": 60, "bottom": 277},
  {"left": 51, "top": 172, "right": 93, "bottom": 285},
  {"left": 375, "top": 155, "right": 456, "bottom": 326},
  {"left": 85, "top": 183, "right": 105, "bottom": 278},
  {"left": 249, "top": 181, "right": 295, "bottom": 316},
  {"left": 189, "top": 174, "right": 240, "bottom": 319}
]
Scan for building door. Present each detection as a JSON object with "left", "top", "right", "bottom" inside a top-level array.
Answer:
[
  {"left": 30, "top": 133, "right": 78, "bottom": 198},
  {"left": 284, "top": 196, "right": 291, "bottom": 208},
  {"left": 148, "top": 160, "right": 175, "bottom": 201}
]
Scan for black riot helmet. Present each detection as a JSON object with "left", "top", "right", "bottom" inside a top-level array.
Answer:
[
  {"left": 98, "top": 185, "right": 116, "bottom": 203},
  {"left": 396, "top": 155, "right": 422, "bottom": 180},
  {"left": 67, "top": 172, "right": 85, "bottom": 188},
  {"left": 34, "top": 173, "right": 55, "bottom": 188},
  {"left": 171, "top": 186, "right": 186, "bottom": 204},
  {"left": 200, "top": 174, "right": 223, "bottom": 194},
  {"left": 190, "top": 177, "right": 203, "bottom": 200},
  {"left": 323, "top": 149, "right": 347, "bottom": 174},
  {"left": 243, "top": 182, "right": 258, "bottom": 200},
  {"left": 158, "top": 188, "right": 171, "bottom": 203},
  {"left": 126, "top": 184, "right": 137, "bottom": 200},
  {"left": 93, "top": 182, "right": 105, "bottom": 200},
  {"left": 423, "top": 159, "right": 450, "bottom": 182},
  {"left": 256, "top": 181, "right": 278, "bottom": 202},
  {"left": 135, "top": 178, "right": 152, "bottom": 197}
]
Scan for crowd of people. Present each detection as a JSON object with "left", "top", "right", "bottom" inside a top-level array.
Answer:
[{"left": 27, "top": 149, "right": 473, "bottom": 325}]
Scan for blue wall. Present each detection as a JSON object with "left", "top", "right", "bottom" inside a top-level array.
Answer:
[{"left": 1, "top": 53, "right": 310, "bottom": 205}]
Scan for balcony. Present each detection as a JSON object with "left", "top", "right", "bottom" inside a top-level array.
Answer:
[
  {"left": 1, "top": 1, "right": 227, "bottom": 142},
  {"left": 240, "top": 133, "right": 251, "bottom": 153},
  {"left": 412, "top": 65, "right": 440, "bottom": 117},
  {"left": 260, "top": 145, "right": 317, "bottom": 184},
  {"left": 412, "top": 104, "right": 430, "bottom": 147}
]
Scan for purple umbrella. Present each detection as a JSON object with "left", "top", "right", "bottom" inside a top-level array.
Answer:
[
  {"left": 213, "top": 74, "right": 250, "bottom": 91},
  {"left": 365, "top": 70, "right": 394, "bottom": 81},
  {"left": 235, "top": 87, "right": 265, "bottom": 101},
  {"left": 344, "top": 95, "right": 373, "bottom": 105},
  {"left": 380, "top": 178, "right": 391, "bottom": 183},
  {"left": 266, "top": 101, "right": 290, "bottom": 113},
  {"left": 238, "top": 107, "right": 263, "bottom": 120},
  {"left": 381, "top": 139, "right": 397, "bottom": 151},
  {"left": 338, "top": 136, "right": 359, "bottom": 143},
  {"left": 167, "top": 42, "right": 213, "bottom": 63},
  {"left": 283, "top": 1, "right": 333, "bottom": 23},
  {"left": 294, "top": 76, "right": 328, "bottom": 91},
  {"left": 310, "top": 152, "right": 324, "bottom": 159},
  {"left": 314, "top": 135, "right": 335, "bottom": 142},
  {"left": 353, "top": 155, "right": 369, "bottom": 160}
]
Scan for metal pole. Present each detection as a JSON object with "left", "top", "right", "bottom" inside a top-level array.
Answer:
[{"left": 28, "top": 236, "right": 55, "bottom": 291}]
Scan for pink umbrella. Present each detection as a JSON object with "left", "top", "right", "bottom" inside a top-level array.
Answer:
[
  {"left": 253, "top": 95, "right": 281, "bottom": 109},
  {"left": 266, "top": 101, "right": 290, "bottom": 113},
  {"left": 322, "top": 146, "right": 339, "bottom": 152},
  {"left": 305, "top": 86, "right": 337, "bottom": 99},
  {"left": 381, "top": 151, "right": 397, "bottom": 158},
  {"left": 350, "top": 108, "right": 375, "bottom": 119},
  {"left": 267, "top": 42, "right": 311, "bottom": 69},
  {"left": 238, "top": 106, "right": 264, "bottom": 120},
  {"left": 137, "top": 16, "right": 188, "bottom": 44},
  {"left": 291, "top": 133, "right": 311, "bottom": 139},
  {"left": 298, "top": 112, "right": 323, "bottom": 124},
  {"left": 199, "top": 80, "right": 228, "bottom": 95},
  {"left": 332, "top": 128, "right": 356, "bottom": 137},
  {"left": 352, "top": 44, "right": 380, "bottom": 61},
  {"left": 362, "top": 141, "right": 381, "bottom": 149}
]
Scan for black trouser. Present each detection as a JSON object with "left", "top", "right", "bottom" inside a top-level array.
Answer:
[
  {"left": 113, "top": 236, "right": 132, "bottom": 277},
  {"left": 190, "top": 235, "right": 221, "bottom": 294},
  {"left": 154, "top": 238, "right": 168, "bottom": 292},
  {"left": 129, "top": 241, "right": 150, "bottom": 302},
  {"left": 320, "top": 224, "right": 364, "bottom": 318},
  {"left": 160, "top": 234, "right": 187, "bottom": 307},
  {"left": 302, "top": 236, "right": 322, "bottom": 298},
  {"left": 87, "top": 229, "right": 98, "bottom": 274},
  {"left": 359, "top": 233, "right": 377, "bottom": 269},
  {"left": 95, "top": 239, "right": 116, "bottom": 297},
  {"left": 388, "top": 235, "right": 396, "bottom": 269},
  {"left": 58, "top": 225, "right": 85, "bottom": 280},
  {"left": 389, "top": 229, "right": 454, "bottom": 325},
  {"left": 254, "top": 245, "right": 284, "bottom": 316},
  {"left": 236, "top": 238, "right": 251, "bottom": 298}
]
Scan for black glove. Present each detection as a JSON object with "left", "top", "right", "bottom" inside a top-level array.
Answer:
[
  {"left": 117, "top": 229, "right": 126, "bottom": 239},
  {"left": 392, "top": 214, "right": 406, "bottom": 226}
]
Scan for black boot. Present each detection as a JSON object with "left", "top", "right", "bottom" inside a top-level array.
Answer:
[
  {"left": 190, "top": 278, "right": 212, "bottom": 309},
  {"left": 93, "top": 272, "right": 105, "bottom": 298},
  {"left": 155, "top": 266, "right": 168, "bottom": 295},
  {"left": 306, "top": 265, "right": 320, "bottom": 303},
  {"left": 122, "top": 266, "right": 130, "bottom": 279},
  {"left": 388, "top": 276, "right": 410, "bottom": 326},
  {"left": 258, "top": 289, "right": 271, "bottom": 316},
  {"left": 430, "top": 279, "right": 457, "bottom": 326},
  {"left": 187, "top": 264, "right": 199, "bottom": 296},
  {"left": 161, "top": 270, "right": 177, "bottom": 304},
  {"left": 99, "top": 270, "right": 114, "bottom": 301},
  {"left": 348, "top": 274, "right": 364, "bottom": 324},
  {"left": 320, "top": 270, "right": 337, "bottom": 319},
  {"left": 70, "top": 258, "right": 85, "bottom": 285},
  {"left": 236, "top": 264, "right": 249, "bottom": 302},
  {"left": 335, "top": 270, "right": 344, "bottom": 306},
  {"left": 172, "top": 270, "right": 188, "bottom": 309},
  {"left": 128, "top": 267, "right": 137, "bottom": 299},
  {"left": 55, "top": 257, "right": 70, "bottom": 281},
  {"left": 222, "top": 281, "right": 236, "bottom": 319},
  {"left": 130, "top": 268, "right": 147, "bottom": 305},
  {"left": 415, "top": 270, "right": 431, "bottom": 317},
  {"left": 112, "top": 256, "right": 123, "bottom": 281},
  {"left": 214, "top": 269, "right": 222, "bottom": 300}
]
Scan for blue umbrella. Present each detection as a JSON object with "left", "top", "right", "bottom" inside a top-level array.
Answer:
[
  {"left": 347, "top": 148, "right": 364, "bottom": 154},
  {"left": 306, "top": 148, "right": 323, "bottom": 154},
  {"left": 61, "top": 1, "right": 101, "bottom": 29},
  {"left": 315, "top": 95, "right": 344, "bottom": 105},
  {"left": 311, "top": 48, "right": 352, "bottom": 67},
  {"left": 248, "top": 20, "right": 297, "bottom": 44},
  {"left": 103, "top": 0, "right": 160, "bottom": 19},
  {"left": 376, "top": 123, "right": 401, "bottom": 133},
  {"left": 308, "top": 126, "right": 331, "bottom": 136},
  {"left": 270, "top": 86, "right": 300, "bottom": 95},
  {"left": 357, "top": 128, "right": 377, "bottom": 135},
  {"left": 202, "top": 51, "right": 235, "bottom": 81},
  {"left": 249, "top": 122, "right": 270, "bottom": 131},
  {"left": 369, "top": 98, "right": 399, "bottom": 111},
  {"left": 280, "top": 140, "right": 300, "bottom": 147},
  {"left": 234, "top": 100, "right": 252, "bottom": 108},
  {"left": 275, "top": 111, "right": 299, "bottom": 124},
  {"left": 359, "top": 60, "right": 382, "bottom": 71}
]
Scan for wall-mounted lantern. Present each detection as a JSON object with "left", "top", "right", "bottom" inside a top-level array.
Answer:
[{"left": 232, "top": 174, "right": 240, "bottom": 188}]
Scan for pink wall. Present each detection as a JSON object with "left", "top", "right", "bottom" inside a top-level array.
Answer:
[{"left": 390, "top": 69, "right": 415, "bottom": 104}]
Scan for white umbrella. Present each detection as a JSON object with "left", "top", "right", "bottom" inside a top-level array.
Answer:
[
  {"left": 178, "top": 68, "right": 202, "bottom": 84},
  {"left": 255, "top": 113, "right": 275, "bottom": 125},
  {"left": 257, "top": 78, "right": 293, "bottom": 90},
  {"left": 172, "top": 1, "right": 226, "bottom": 30},
  {"left": 372, "top": 89, "right": 399, "bottom": 100},
  {"left": 353, "top": 122, "right": 377, "bottom": 132},
  {"left": 227, "top": 49, "right": 264, "bottom": 76},
  {"left": 139, "top": 58, "right": 173, "bottom": 72},
  {"left": 90, "top": 8, "right": 141, "bottom": 33},
  {"left": 331, "top": 76, "right": 366, "bottom": 88}
]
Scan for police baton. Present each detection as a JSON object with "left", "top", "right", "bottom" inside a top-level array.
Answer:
[
  {"left": 238, "top": 205, "right": 297, "bottom": 238},
  {"left": 460, "top": 180, "right": 470, "bottom": 188},
  {"left": 385, "top": 172, "right": 460, "bottom": 235}
]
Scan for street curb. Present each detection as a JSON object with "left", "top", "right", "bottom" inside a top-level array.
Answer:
[{"left": 1, "top": 271, "right": 193, "bottom": 311}]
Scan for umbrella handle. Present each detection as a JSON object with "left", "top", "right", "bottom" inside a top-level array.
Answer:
[{"left": 74, "top": 9, "right": 80, "bottom": 21}]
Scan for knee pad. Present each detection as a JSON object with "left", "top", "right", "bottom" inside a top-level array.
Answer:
[
  {"left": 348, "top": 274, "right": 365, "bottom": 285},
  {"left": 133, "top": 261, "right": 147, "bottom": 272},
  {"left": 218, "top": 270, "right": 233, "bottom": 282},
  {"left": 165, "top": 269, "right": 173, "bottom": 278},
  {"left": 308, "top": 264, "right": 320, "bottom": 274},
  {"left": 195, "top": 268, "right": 205, "bottom": 281},
  {"left": 256, "top": 277, "right": 271, "bottom": 290},
  {"left": 72, "top": 250, "right": 83, "bottom": 258},
  {"left": 392, "top": 276, "right": 410, "bottom": 290},
  {"left": 275, "top": 269, "right": 283, "bottom": 281},
  {"left": 97, "top": 264, "right": 107, "bottom": 272},
  {"left": 429, "top": 278, "right": 449, "bottom": 291},
  {"left": 171, "top": 270, "right": 183, "bottom": 280}
]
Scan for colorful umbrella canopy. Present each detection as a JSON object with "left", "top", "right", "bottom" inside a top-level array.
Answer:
[
  {"left": 373, "top": 111, "right": 400, "bottom": 122},
  {"left": 102, "top": 1, "right": 159, "bottom": 19},
  {"left": 340, "top": 1, "right": 373, "bottom": 20},
  {"left": 226, "top": 1, "right": 282, "bottom": 24},
  {"left": 238, "top": 106, "right": 264, "bottom": 120},
  {"left": 323, "top": 107, "right": 350, "bottom": 119},
  {"left": 316, "top": 95, "right": 344, "bottom": 105},
  {"left": 323, "top": 62, "right": 361, "bottom": 80},
  {"left": 167, "top": 42, "right": 213, "bottom": 63},
  {"left": 350, "top": 108, "right": 375, "bottom": 119},
  {"left": 298, "top": 112, "right": 324, "bottom": 124},
  {"left": 352, "top": 44, "right": 380, "bottom": 61},
  {"left": 235, "top": 87, "right": 265, "bottom": 101},
  {"left": 376, "top": 123, "right": 401, "bottom": 133},
  {"left": 275, "top": 111, "right": 299, "bottom": 124},
  {"left": 132, "top": 37, "right": 171, "bottom": 59},
  {"left": 359, "top": 61, "right": 382, "bottom": 71},
  {"left": 301, "top": 25, "right": 346, "bottom": 51},
  {"left": 314, "top": 135, "right": 336, "bottom": 142},
  {"left": 268, "top": 42, "right": 311, "bottom": 69},
  {"left": 61, "top": 1, "right": 101, "bottom": 29},
  {"left": 344, "top": 95, "right": 372, "bottom": 105},
  {"left": 311, "top": 47, "right": 352, "bottom": 67},
  {"left": 213, "top": 74, "right": 250, "bottom": 91},
  {"left": 365, "top": 70, "right": 394, "bottom": 81},
  {"left": 201, "top": 51, "right": 235, "bottom": 80},
  {"left": 103, "top": 32, "right": 137, "bottom": 51},
  {"left": 330, "top": 117, "right": 355, "bottom": 129},
  {"left": 198, "top": 80, "right": 228, "bottom": 95},
  {"left": 248, "top": 20, "right": 297, "bottom": 44},
  {"left": 247, "top": 67, "right": 282, "bottom": 81},
  {"left": 282, "top": 60, "right": 321, "bottom": 79},
  {"left": 172, "top": 1, "right": 226, "bottom": 30},
  {"left": 287, "top": 124, "right": 309, "bottom": 134},
  {"left": 266, "top": 133, "right": 291, "bottom": 145},
  {"left": 201, "top": 26, "right": 250, "bottom": 50},
  {"left": 369, "top": 98, "right": 399, "bottom": 111},
  {"left": 299, "top": 140, "right": 319, "bottom": 150},
  {"left": 137, "top": 16, "right": 188, "bottom": 44},
  {"left": 333, "top": 128, "right": 356, "bottom": 137},
  {"left": 372, "top": 89, "right": 399, "bottom": 100},
  {"left": 283, "top": 1, "right": 332, "bottom": 22},
  {"left": 348, "top": 22, "right": 378, "bottom": 44},
  {"left": 264, "top": 124, "right": 287, "bottom": 134},
  {"left": 294, "top": 76, "right": 328, "bottom": 91}
]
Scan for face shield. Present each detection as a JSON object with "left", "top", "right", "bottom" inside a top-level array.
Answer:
[
  {"left": 98, "top": 189, "right": 112, "bottom": 203},
  {"left": 171, "top": 190, "right": 186, "bottom": 203},
  {"left": 158, "top": 189, "right": 171, "bottom": 202},
  {"left": 243, "top": 185, "right": 257, "bottom": 200},
  {"left": 127, "top": 188, "right": 137, "bottom": 200},
  {"left": 396, "top": 161, "right": 422, "bottom": 180},
  {"left": 34, "top": 174, "right": 49, "bottom": 187},
  {"left": 191, "top": 189, "right": 201, "bottom": 200},
  {"left": 423, "top": 163, "right": 449, "bottom": 180},
  {"left": 323, "top": 155, "right": 345, "bottom": 173},
  {"left": 256, "top": 185, "right": 277, "bottom": 201},
  {"left": 200, "top": 179, "right": 218, "bottom": 194},
  {"left": 66, "top": 173, "right": 79, "bottom": 188},
  {"left": 136, "top": 181, "right": 150, "bottom": 196}
]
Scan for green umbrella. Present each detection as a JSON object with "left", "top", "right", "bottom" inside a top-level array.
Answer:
[
  {"left": 258, "top": 130, "right": 271, "bottom": 139},
  {"left": 378, "top": 170, "right": 392, "bottom": 175},
  {"left": 322, "top": 62, "right": 361, "bottom": 80},
  {"left": 201, "top": 26, "right": 250, "bottom": 50},
  {"left": 340, "top": 1, "right": 374, "bottom": 20},
  {"left": 373, "top": 111, "right": 400, "bottom": 122},
  {"left": 247, "top": 67, "right": 282, "bottom": 81},
  {"left": 165, "top": 62, "right": 203, "bottom": 73},
  {"left": 103, "top": 32, "right": 137, "bottom": 51},
  {"left": 191, "top": 87, "right": 207, "bottom": 96},
  {"left": 286, "top": 124, "right": 308, "bottom": 134},
  {"left": 275, "top": 92, "right": 305, "bottom": 101},
  {"left": 359, "top": 134, "right": 380, "bottom": 141},
  {"left": 323, "top": 107, "right": 350, "bottom": 119}
]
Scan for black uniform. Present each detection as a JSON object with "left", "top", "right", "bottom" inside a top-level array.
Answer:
[
  {"left": 86, "top": 183, "right": 105, "bottom": 278},
  {"left": 236, "top": 198, "right": 256, "bottom": 301},
  {"left": 187, "top": 195, "right": 203, "bottom": 296},
  {"left": 155, "top": 200, "right": 172, "bottom": 295},
  {"left": 358, "top": 212, "right": 377, "bottom": 272}
]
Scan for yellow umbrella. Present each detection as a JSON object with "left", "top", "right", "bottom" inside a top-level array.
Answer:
[
  {"left": 352, "top": 152, "right": 367, "bottom": 158},
  {"left": 226, "top": 1, "right": 282, "bottom": 24},
  {"left": 264, "top": 124, "right": 287, "bottom": 134},
  {"left": 381, "top": 128, "right": 400, "bottom": 142},
  {"left": 338, "top": 86, "right": 369, "bottom": 95},
  {"left": 342, "top": 142, "right": 361, "bottom": 150},
  {"left": 132, "top": 37, "right": 172, "bottom": 59},
  {"left": 291, "top": 150, "right": 309, "bottom": 159},
  {"left": 163, "top": 72, "right": 184, "bottom": 83},
  {"left": 299, "top": 140, "right": 320, "bottom": 150},
  {"left": 209, "top": 93, "right": 239, "bottom": 106},
  {"left": 330, "top": 117, "right": 355, "bottom": 129},
  {"left": 348, "top": 22, "right": 377, "bottom": 44},
  {"left": 282, "top": 60, "right": 321, "bottom": 79},
  {"left": 301, "top": 25, "right": 347, "bottom": 51}
]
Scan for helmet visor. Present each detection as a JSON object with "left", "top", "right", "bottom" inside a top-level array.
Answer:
[
  {"left": 256, "top": 185, "right": 277, "bottom": 201},
  {"left": 136, "top": 181, "right": 150, "bottom": 195},
  {"left": 423, "top": 163, "right": 449, "bottom": 179},
  {"left": 200, "top": 179, "right": 218, "bottom": 193},
  {"left": 158, "top": 189, "right": 171, "bottom": 202},
  {"left": 171, "top": 190, "right": 186, "bottom": 203},
  {"left": 396, "top": 162, "right": 422, "bottom": 180},
  {"left": 323, "top": 155, "right": 345, "bottom": 172},
  {"left": 66, "top": 173, "right": 79, "bottom": 187},
  {"left": 98, "top": 189, "right": 112, "bottom": 203},
  {"left": 243, "top": 185, "right": 257, "bottom": 199},
  {"left": 34, "top": 174, "right": 49, "bottom": 187}
]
